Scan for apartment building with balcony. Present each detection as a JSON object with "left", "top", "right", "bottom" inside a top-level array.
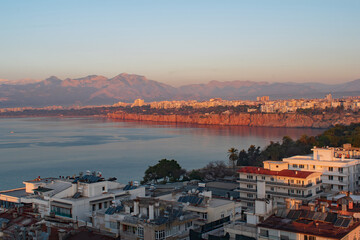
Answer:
[
  {"left": 283, "top": 145, "right": 360, "bottom": 192},
  {"left": 0, "top": 172, "right": 145, "bottom": 222},
  {"left": 237, "top": 166, "right": 322, "bottom": 208},
  {"left": 93, "top": 197, "right": 198, "bottom": 240}
]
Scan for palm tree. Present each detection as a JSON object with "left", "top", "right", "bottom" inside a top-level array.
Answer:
[{"left": 227, "top": 147, "right": 239, "bottom": 171}]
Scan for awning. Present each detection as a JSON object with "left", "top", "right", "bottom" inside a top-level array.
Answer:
[{"left": 51, "top": 201, "right": 72, "bottom": 209}]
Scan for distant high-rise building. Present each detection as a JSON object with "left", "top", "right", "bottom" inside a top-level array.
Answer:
[
  {"left": 257, "top": 96, "right": 269, "bottom": 102},
  {"left": 326, "top": 93, "right": 333, "bottom": 101},
  {"left": 132, "top": 99, "right": 145, "bottom": 107}
]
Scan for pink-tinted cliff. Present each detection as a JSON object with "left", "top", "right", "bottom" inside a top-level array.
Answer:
[{"left": 107, "top": 112, "right": 360, "bottom": 128}]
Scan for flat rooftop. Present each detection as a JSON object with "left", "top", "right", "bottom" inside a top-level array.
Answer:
[{"left": 0, "top": 188, "right": 27, "bottom": 198}]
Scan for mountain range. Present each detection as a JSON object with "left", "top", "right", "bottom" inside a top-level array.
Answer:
[{"left": 0, "top": 73, "right": 359, "bottom": 108}]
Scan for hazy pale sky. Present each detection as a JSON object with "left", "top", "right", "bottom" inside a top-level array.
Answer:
[{"left": 1, "top": 0, "right": 359, "bottom": 86}]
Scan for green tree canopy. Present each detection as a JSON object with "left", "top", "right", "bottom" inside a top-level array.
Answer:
[{"left": 141, "top": 159, "right": 186, "bottom": 184}]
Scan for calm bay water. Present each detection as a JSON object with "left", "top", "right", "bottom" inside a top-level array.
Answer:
[{"left": 0, "top": 117, "right": 324, "bottom": 190}]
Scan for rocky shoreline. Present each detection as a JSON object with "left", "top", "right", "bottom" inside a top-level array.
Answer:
[{"left": 108, "top": 112, "right": 360, "bottom": 128}]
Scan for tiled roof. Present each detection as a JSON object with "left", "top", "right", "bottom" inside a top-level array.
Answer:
[{"left": 237, "top": 166, "right": 315, "bottom": 179}]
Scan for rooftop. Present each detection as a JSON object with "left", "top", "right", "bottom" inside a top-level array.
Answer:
[
  {"left": 0, "top": 188, "right": 27, "bottom": 198},
  {"left": 238, "top": 166, "right": 316, "bottom": 179},
  {"left": 259, "top": 211, "right": 360, "bottom": 239}
]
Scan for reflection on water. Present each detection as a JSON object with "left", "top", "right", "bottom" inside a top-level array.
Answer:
[{"left": 0, "top": 117, "right": 324, "bottom": 190}]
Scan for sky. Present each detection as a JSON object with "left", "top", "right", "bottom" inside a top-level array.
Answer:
[{"left": 1, "top": 0, "right": 360, "bottom": 86}]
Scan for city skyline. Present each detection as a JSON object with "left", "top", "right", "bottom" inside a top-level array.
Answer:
[{"left": 1, "top": 0, "right": 360, "bottom": 86}]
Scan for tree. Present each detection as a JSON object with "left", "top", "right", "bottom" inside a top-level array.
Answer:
[
  {"left": 227, "top": 147, "right": 239, "bottom": 171},
  {"left": 141, "top": 159, "right": 186, "bottom": 184},
  {"left": 200, "top": 161, "right": 233, "bottom": 180}
]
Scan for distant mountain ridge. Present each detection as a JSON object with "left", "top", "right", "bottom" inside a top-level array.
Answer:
[{"left": 0, "top": 73, "right": 359, "bottom": 107}]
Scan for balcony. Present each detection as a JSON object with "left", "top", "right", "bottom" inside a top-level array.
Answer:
[
  {"left": 52, "top": 211, "right": 72, "bottom": 218},
  {"left": 265, "top": 181, "right": 314, "bottom": 188},
  {"left": 238, "top": 196, "right": 255, "bottom": 202},
  {"left": 266, "top": 191, "right": 313, "bottom": 199},
  {"left": 237, "top": 187, "right": 257, "bottom": 192},
  {"left": 237, "top": 178, "right": 257, "bottom": 183}
]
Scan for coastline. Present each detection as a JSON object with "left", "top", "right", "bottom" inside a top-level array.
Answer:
[{"left": 107, "top": 112, "right": 360, "bottom": 129}]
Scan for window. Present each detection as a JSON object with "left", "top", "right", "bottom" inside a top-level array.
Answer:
[
  {"left": 137, "top": 227, "right": 144, "bottom": 238},
  {"left": 185, "top": 221, "right": 192, "bottom": 230},
  {"left": 297, "top": 190, "right": 301, "bottom": 194},
  {"left": 270, "top": 187, "right": 275, "bottom": 191},
  {"left": 312, "top": 165, "right": 316, "bottom": 170},
  {"left": 329, "top": 167, "right": 333, "bottom": 172},
  {"left": 155, "top": 230, "right": 165, "bottom": 240},
  {"left": 290, "top": 179, "right": 294, "bottom": 183},
  {"left": 304, "top": 235, "right": 316, "bottom": 240},
  {"left": 329, "top": 176, "right": 333, "bottom": 180},
  {"left": 104, "top": 202, "right": 107, "bottom": 208},
  {"left": 299, "top": 164, "right": 305, "bottom": 168},
  {"left": 99, "top": 203, "right": 102, "bottom": 209},
  {"left": 247, "top": 202, "right": 254, "bottom": 207},
  {"left": 280, "top": 236, "right": 289, "bottom": 240},
  {"left": 92, "top": 204, "right": 96, "bottom": 211},
  {"left": 290, "top": 189, "right": 295, "bottom": 193},
  {"left": 339, "top": 176, "right": 344, "bottom": 182},
  {"left": 247, "top": 184, "right": 254, "bottom": 189},
  {"left": 339, "top": 186, "right": 344, "bottom": 190},
  {"left": 247, "top": 193, "right": 254, "bottom": 198},
  {"left": 339, "top": 168, "right": 344, "bottom": 173},
  {"left": 51, "top": 206, "right": 72, "bottom": 218},
  {"left": 308, "top": 190, "right": 312, "bottom": 194},
  {"left": 109, "top": 221, "right": 118, "bottom": 229},
  {"left": 293, "top": 164, "right": 298, "bottom": 168},
  {"left": 262, "top": 176, "right": 266, "bottom": 180},
  {"left": 247, "top": 175, "right": 253, "bottom": 179},
  {"left": 271, "top": 177, "right": 274, "bottom": 181},
  {"left": 202, "top": 213, "right": 208, "bottom": 220},
  {"left": 259, "top": 229, "right": 269, "bottom": 237}
]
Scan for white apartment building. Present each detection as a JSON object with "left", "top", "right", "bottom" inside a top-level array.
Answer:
[
  {"left": 237, "top": 166, "right": 322, "bottom": 208},
  {"left": 283, "top": 145, "right": 360, "bottom": 192},
  {"left": 159, "top": 189, "right": 242, "bottom": 228},
  {"left": 0, "top": 173, "right": 145, "bottom": 222}
]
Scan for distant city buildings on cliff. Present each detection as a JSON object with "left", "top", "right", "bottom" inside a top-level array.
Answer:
[
  {"left": 114, "top": 94, "right": 360, "bottom": 113},
  {"left": 1, "top": 94, "right": 360, "bottom": 114}
]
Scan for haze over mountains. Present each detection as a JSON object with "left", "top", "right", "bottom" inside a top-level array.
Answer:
[{"left": 0, "top": 73, "right": 359, "bottom": 108}]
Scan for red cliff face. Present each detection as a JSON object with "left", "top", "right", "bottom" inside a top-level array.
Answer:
[{"left": 107, "top": 112, "right": 360, "bottom": 128}]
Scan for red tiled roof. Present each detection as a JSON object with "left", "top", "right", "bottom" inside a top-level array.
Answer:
[{"left": 237, "top": 166, "right": 315, "bottom": 179}]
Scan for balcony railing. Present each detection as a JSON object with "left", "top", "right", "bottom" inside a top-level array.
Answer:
[
  {"left": 265, "top": 181, "right": 314, "bottom": 188},
  {"left": 237, "top": 187, "right": 257, "bottom": 192},
  {"left": 237, "top": 178, "right": 257, "bottom": 183},
  {"left": 266, "top": 191, "right": 313, "bottom": 199},
  {"left": 53, "top": 211, "right": 72, "bottom": 218},
  {"left": 238, "top": 197, "right": 255, "bottom": 201}
]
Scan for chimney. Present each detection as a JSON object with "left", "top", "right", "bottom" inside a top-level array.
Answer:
[
  {"left": 285, "top": 199, "right": 291, "bottom": 209},
  {"left": 342, "top": 203, "right": 347, "bottom": 212},
  {"left": 149, "top": 204, "right": 154, "bottom": 220},
  {"left": 321, "top": 205, "right": 326, "bottom": 213},
  {"left": 309, "top": 202, "right": 315, "bottom": 211},
  {"left": 134, "top": 200, "right": 139, "bottom": 215}
]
